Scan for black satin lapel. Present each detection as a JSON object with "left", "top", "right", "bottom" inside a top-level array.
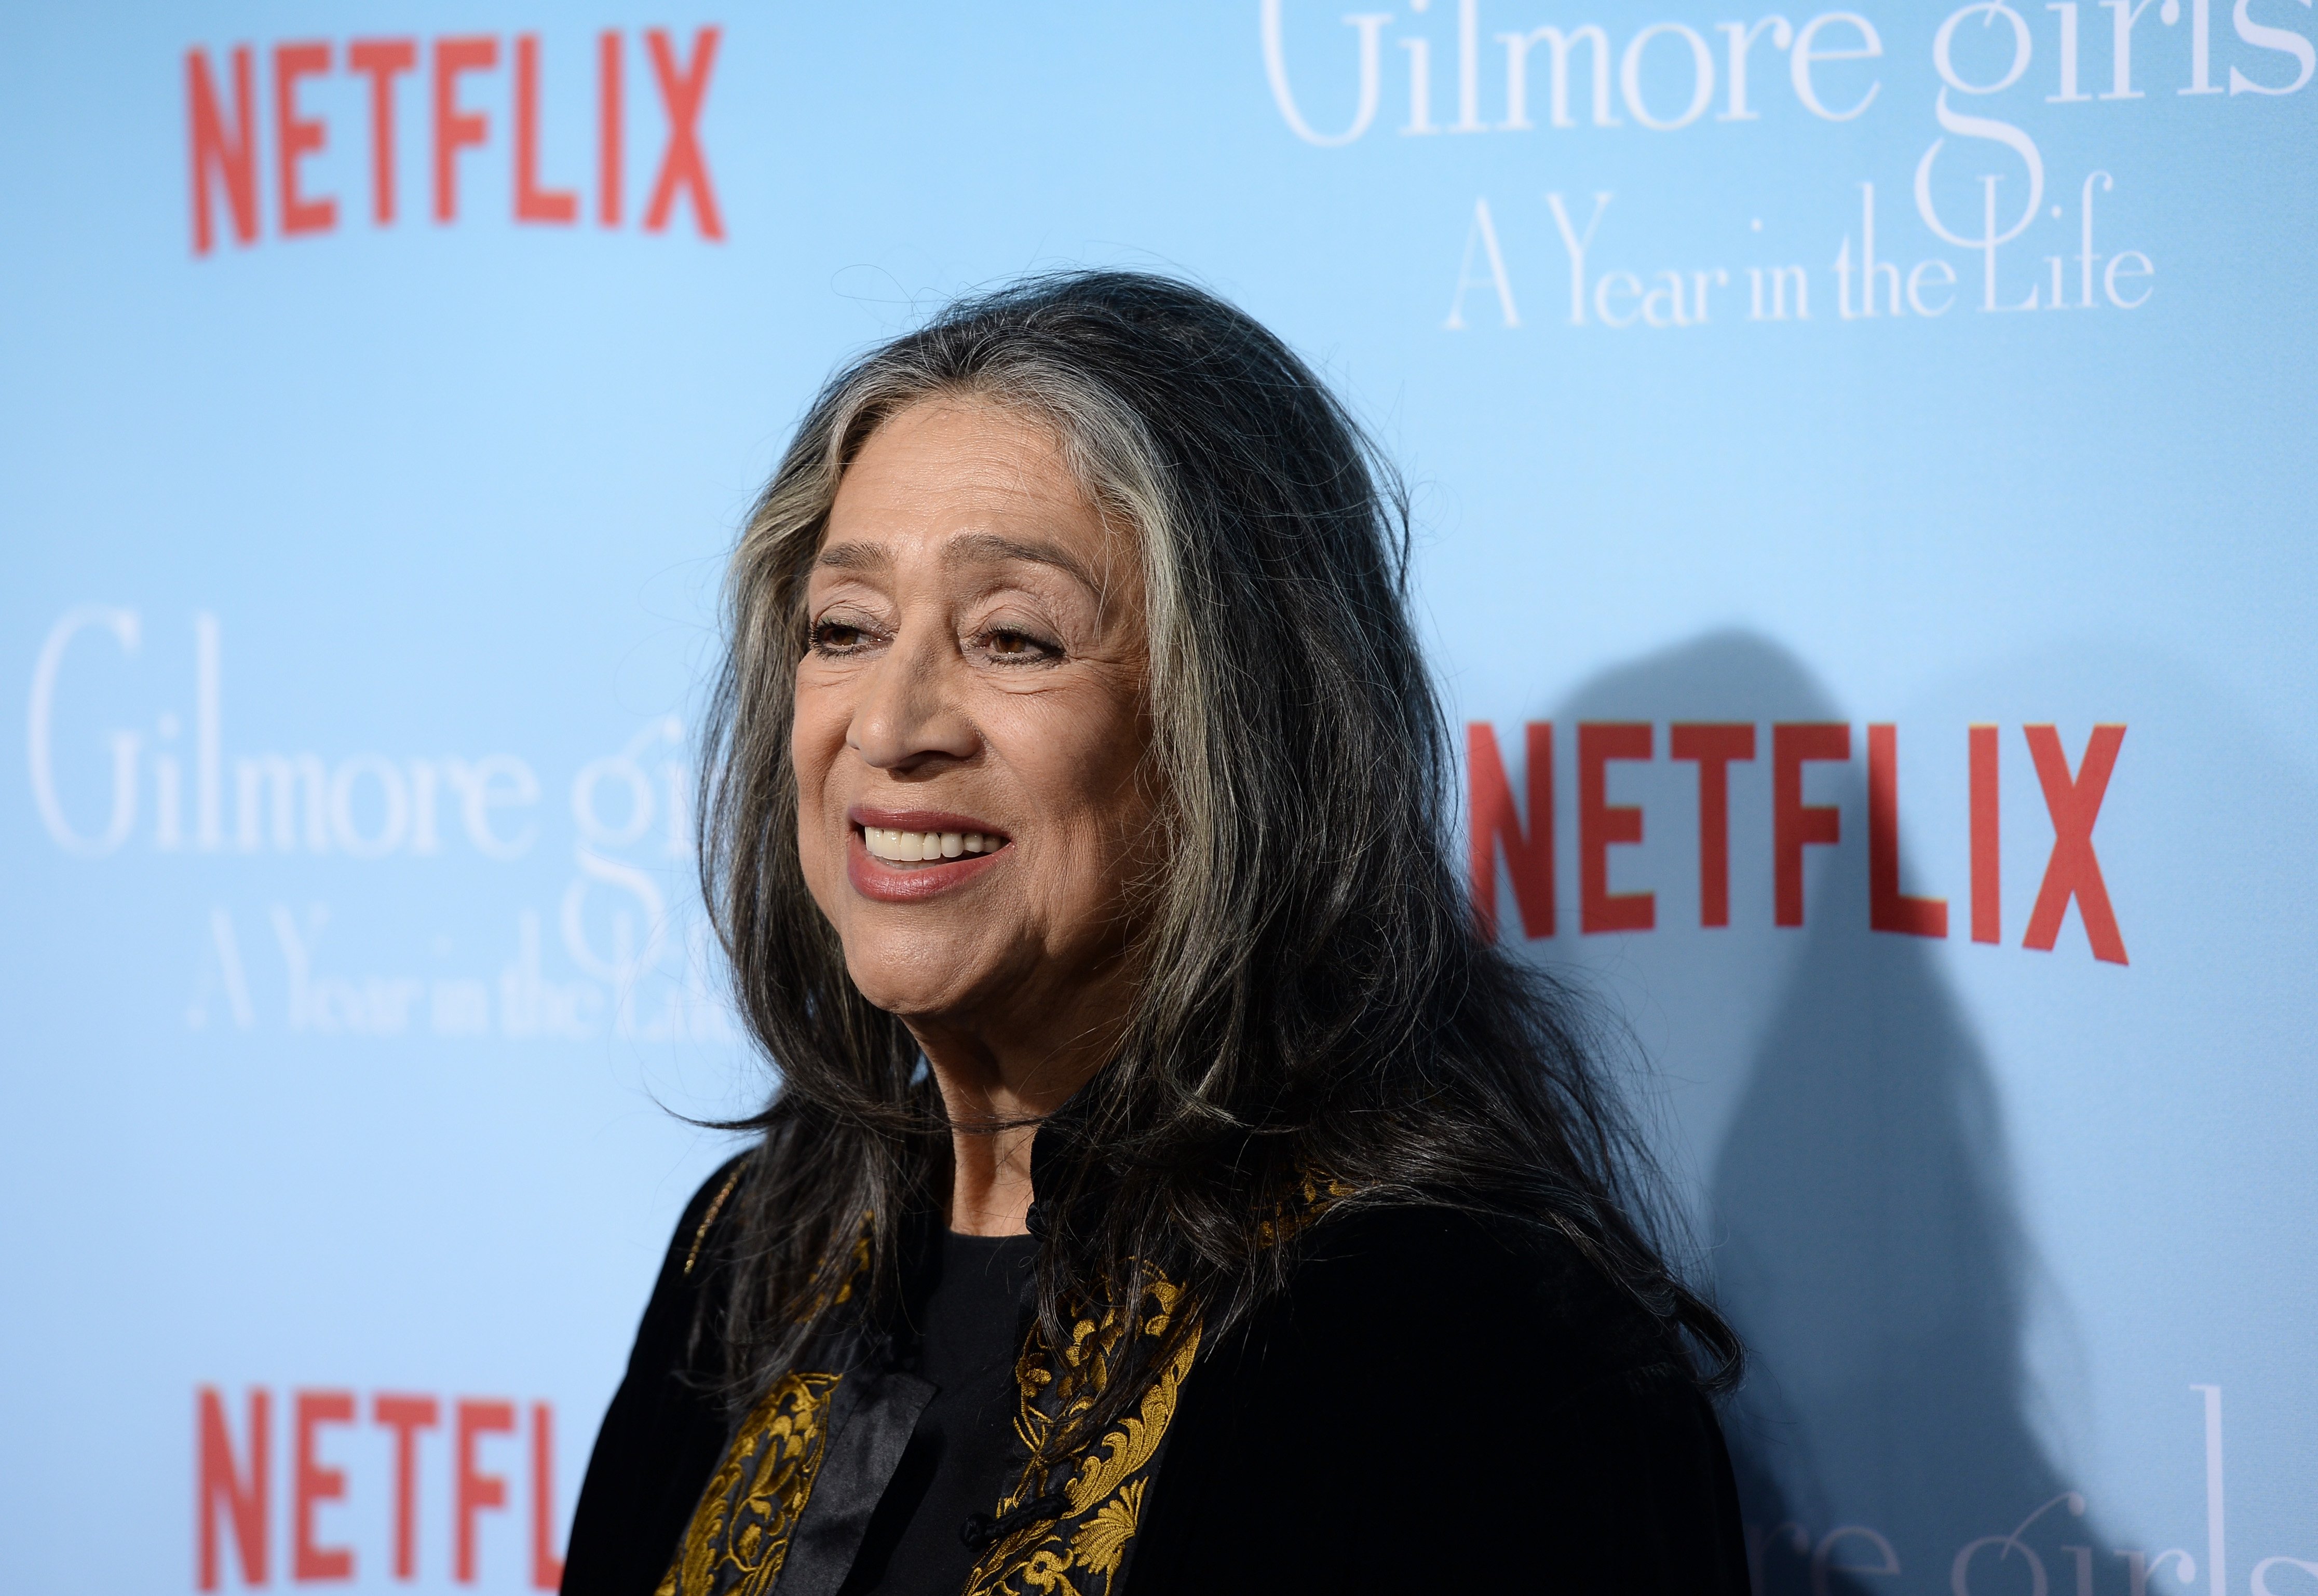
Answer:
[{"left": 771, "top": 1369, "right": 937, "bottom": 1596}]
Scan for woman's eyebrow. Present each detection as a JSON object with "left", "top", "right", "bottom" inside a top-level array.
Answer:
[
  {"left": 815, "top": 540, "right": 888, "bottom": 572},
  {"left": 942, "top": 530, "right": 1101, "bottom": 595}
]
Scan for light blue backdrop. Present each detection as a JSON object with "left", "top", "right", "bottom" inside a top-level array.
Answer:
[{"left": 5, "top": 3, "right": 2313, "bottom": 1591}]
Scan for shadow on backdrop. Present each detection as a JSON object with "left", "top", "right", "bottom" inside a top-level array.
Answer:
[{"left": 1552, "top": 631, "right": 2093, "bottom": 1596}]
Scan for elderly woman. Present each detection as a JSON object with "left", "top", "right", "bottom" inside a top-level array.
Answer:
[{"left": 562, "top": 272, "right": 1747, "bottom": 1596}]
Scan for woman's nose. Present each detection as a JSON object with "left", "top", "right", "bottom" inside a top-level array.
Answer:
[{"left": 846, "top": 628, "right": 978, "bottom": 771}]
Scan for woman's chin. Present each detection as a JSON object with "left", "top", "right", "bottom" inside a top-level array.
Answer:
[{"left": 839, "top": 942, "right": 1007, "bottom": 1029}]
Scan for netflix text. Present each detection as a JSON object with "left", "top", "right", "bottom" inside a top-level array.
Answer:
[{"left": 185, "top": 25, "right": 724, "bottom": 254}]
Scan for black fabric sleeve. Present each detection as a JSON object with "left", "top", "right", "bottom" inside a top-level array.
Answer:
[
  {"left": 1129, "top": 1206, "right": 1750, "bottom": 1595},
  {"left": 561, "top": 1155, "right": 749, "bottom": 1596}
]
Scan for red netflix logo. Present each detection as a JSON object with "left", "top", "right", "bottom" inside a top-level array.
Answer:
[
  {"left": 1469, "top": 720, "right": 2129, "bottom": 964},
  {"left": 186, "top": 26, "right": 723, "bottom": 255},
  {"left": 196, "top": 1385, "right": 566, "bottom": 1589}
]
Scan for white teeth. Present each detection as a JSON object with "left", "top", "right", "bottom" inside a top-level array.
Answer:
[{"left": 862, "top": 825, "right": 1004, "bottom": 863}]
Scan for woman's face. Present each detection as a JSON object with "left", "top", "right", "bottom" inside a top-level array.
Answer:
[{"left": 792, "top": 399, "right": 1154, "bottom": 1052}]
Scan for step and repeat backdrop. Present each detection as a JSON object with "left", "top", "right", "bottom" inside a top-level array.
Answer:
[{"left": 5, "top": 2, "right": 2314, "bottom": 1592}]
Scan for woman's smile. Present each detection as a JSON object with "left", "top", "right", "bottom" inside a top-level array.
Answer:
[
  {"left": 845, "top": 806, "right": 1015, "bottom": 903},
  {"left": 852, "top": 807, "right": 1012, "bottom": 865}
]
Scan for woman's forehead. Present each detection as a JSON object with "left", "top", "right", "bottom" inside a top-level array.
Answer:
[
  {"left": 818, "top": 400, "right": 1134, "bottom": 590},
  {"left": 845, "top": 397, "right": 1076, "bottom": 500}
]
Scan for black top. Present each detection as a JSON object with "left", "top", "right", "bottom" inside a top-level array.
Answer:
[
  {"left": 562, "top": 1155, "right": 1750, "bottom": 1596},
  {"left": 839, "top": 1231, "right": 1038, "bottom": 1596}
]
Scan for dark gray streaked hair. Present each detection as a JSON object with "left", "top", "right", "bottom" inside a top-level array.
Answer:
[{"left": 696, "top": 269, "right": 1738, "bottom": 1451}]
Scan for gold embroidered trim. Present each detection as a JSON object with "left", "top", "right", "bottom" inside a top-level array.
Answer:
[
  {"left": 657, "top": 1210, "right": 871, "bottom": 1596},
  {"left": 1253, "top": 1167, "right": 1358, "bottom": 1250},
  {"left": 962, "top": 1277, "right": 1200, "bottom": 1596},
  {"left": 683, "top": 1165, "right": 747, "bottom": 1278},
  {"left": 654, "top": 1369, "right": 843, "bottom": 1596},
  {"left": 960, "top": 1167, "right": 1352, "bottom": 1596}
]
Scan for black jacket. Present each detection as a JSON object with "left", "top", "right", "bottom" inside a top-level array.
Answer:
[{"left": 563, "top": 1153, "right": 1748, "bottom": 1596}]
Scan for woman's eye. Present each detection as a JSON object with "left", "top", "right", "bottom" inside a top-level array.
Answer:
[
  {"left": 982, "top": 628, "right": 1058, "bottom": 663},
  {"left": 810, "top": 619, "right": 871, "bottom": 653}
]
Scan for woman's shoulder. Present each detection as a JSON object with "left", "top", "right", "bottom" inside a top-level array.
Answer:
[
  {"left": 560, "top": 1150, "right": 754, "bottom": 1596},
  {"left": 603, "top": 1149, "right": 756, "bottom": 1363},
  {"left": 665, "top": 1151, "right": 752, "bottom": 1277},
  {"left": 1133, "top": 1203, "right": 1747, "bottom": 1593},
  {"left": 611, "top": 1150, "right": 754, "bottom": 1334},
  {"left": 1272, "top": 1199, "right": 1695, "bottom": 1397}
]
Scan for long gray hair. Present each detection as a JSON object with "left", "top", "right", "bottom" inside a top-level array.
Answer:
[{"left": 696, "top": 270, "right": 1738, "bottom": 1450}]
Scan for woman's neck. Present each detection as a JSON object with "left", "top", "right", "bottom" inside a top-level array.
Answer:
[
  {"left": 944, "top": 1118, "right": 1040, "bottom": 1236},
  {"left": 917, "top": 1028, "right": 1104, "bottom": 1236}
]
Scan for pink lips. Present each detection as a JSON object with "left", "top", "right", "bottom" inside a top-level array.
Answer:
[{"left": 844, "top": 807, "right": 1009, "bottom": 904}]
